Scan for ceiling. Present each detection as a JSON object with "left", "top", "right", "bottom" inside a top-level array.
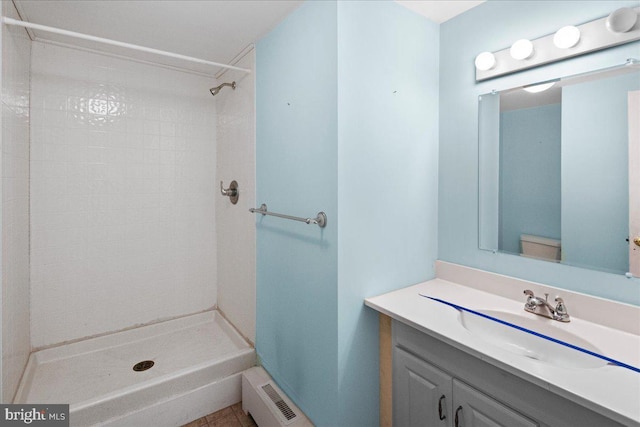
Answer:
[
  {"left": 13, "top": 0, "right": 303, "bottom": 75},
  {"left": 13, "top": 1, "right": 485, "bottom": 76},
  {"left": 395, "top": 0, "right": 485, "bottom": 23}
]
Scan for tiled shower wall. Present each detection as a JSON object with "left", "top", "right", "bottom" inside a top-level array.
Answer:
[
  {"left": 1, "top": 1, "right": 31, "bottom": 402},
  {"left": 30, "top": 42, "right": 218, "bottom": 348},
  {"left": 215, "top": 49, "right": 256, "bottom": 343}
]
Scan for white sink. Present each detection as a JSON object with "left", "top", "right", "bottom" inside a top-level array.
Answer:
[{"left": 458, "top": 309, "right": 608, "bottom": 369}]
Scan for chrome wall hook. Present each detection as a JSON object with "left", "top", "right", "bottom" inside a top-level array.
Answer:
[{"left": 220, "top": 180, "right": 239, "bottom": 204}]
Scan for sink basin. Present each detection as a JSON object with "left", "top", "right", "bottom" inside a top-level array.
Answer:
[{"left": 458, "top": 309, "right": 608, "bottom": 369}]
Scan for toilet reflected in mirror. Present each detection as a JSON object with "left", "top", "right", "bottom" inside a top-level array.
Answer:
[{"left": 520, "top": 234, "right": 561, "bottom": 262}]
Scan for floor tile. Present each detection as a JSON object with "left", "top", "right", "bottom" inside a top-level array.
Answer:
[
  {"left": 231, "top": 403, "right": 257, "bottom": 427},
  {"left": 183, "top": 417, "right": 208, "bottom": 427}
]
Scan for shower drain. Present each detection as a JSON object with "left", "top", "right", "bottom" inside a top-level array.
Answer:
[{"left": 132, "top": 360, "right": 154, "bottom": 372}]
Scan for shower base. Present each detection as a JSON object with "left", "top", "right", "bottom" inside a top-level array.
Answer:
[{"left": 13, "top": 310, "right": 255, "bottom": 426}]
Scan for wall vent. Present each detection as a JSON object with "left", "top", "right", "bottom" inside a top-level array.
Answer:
[
  {"left": 242, "top": 367, "right": 314, "bottom": 427},
  {"left": 261, "top": 383, "right": 297, "bottom": 423}
]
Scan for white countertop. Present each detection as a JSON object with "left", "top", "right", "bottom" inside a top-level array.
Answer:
[{"left": 365, "top": 266, "right": 640, "bottom": 426}]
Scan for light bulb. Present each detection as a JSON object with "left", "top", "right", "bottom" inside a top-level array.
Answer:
[
  {"left": 510, "top": 39, "right": 534, "bottom": 60},
  {"left": 606, "top": 7, "right": 638, "bottom": 33},
  {"left": 523, "top": 82, "right": 555, "bottom": 93},
  {"left": 553, "top": 26, "right": 581, "bottom": 49},
  {"left": 475, "top": 52, "right": 496, "bottom": 71}
]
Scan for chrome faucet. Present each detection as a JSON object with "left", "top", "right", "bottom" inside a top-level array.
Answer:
[{"left": 523, "top": 290, "right": 570, "bottom": 322}]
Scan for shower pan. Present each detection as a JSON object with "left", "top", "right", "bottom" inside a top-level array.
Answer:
[{"left": 14, "top": 312, "right": 255, "bottom": 426}]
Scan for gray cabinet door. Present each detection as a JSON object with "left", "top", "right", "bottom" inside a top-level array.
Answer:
[
  {"left": 394, "top": 347, "right": 452, "bottom": 427},
  {"left": 452, "top": 379, "right": 538, "bottom": 427}
]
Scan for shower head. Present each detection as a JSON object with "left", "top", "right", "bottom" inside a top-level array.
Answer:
[{"left": 210, "top": 81, "right": 236, "bottom": 96}]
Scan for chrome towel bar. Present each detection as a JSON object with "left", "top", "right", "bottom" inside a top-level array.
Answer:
[{"left": 249, "top": 203, "right": 327, "bottom": 228}]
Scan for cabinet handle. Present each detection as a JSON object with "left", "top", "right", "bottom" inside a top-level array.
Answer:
[
  {"left": 438, "top": 395, "right": 446, "bottom": 420},
  {"left": 454, "top": 405, "right": 463, "bottom": 427}
]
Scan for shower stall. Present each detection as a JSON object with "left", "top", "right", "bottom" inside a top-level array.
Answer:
[{"left": 0, "top": 1, "right": 258, "bottom": 425}]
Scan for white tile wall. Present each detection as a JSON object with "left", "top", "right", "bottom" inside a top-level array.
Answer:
[
  {"left": 30, "top": 42, "right": 218, "bottom": 348},
  {"left": 1, "top": 1, "right": 31, "bottom": 402},
  {"left": 215, "top": 50, "right": 256, "bottom": 343}
]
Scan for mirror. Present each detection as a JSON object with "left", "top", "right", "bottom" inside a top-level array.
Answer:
[{"left": 479, "top": 60, "right": 640, "bottom": 275}]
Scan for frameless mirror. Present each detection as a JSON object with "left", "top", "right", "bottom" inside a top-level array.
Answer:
[{"left": 478, "top": 60, "right": 640, "bottom": 276}]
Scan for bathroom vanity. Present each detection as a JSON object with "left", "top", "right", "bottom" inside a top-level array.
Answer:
[{"left": 365, "top": 262, "right": 640, "bottom": 427}]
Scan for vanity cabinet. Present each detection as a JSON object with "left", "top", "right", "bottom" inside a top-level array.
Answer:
[
  {"left": 452, "top": 379, "right": 538, "bottom": 427},
  {"left": 392, "top": 320, "right": 627, "bottom": 427},
  {"left": 394, "top": 346, "right": 536, "bottom": 427},
  {"left": 393, "top": 347, "right": 452, "bottom": 426}
]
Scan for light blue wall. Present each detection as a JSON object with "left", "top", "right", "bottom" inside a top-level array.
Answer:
[
  {"left": 337, "top": 2, "right": 439, "bottom": 426},
  {"left": 439, "top": 0, "right": 640, "bottom": 305},
  {"left": 478, "top": 93, "right": 500, "bottom": 250},
  {"left": 562, "top": 72, "right": 639, "bottom": 273},
  {"left": 256, "top": 1, "right": 439, "bottom": 425},
  {"left": 256, "top": 2, "right": 339, "bottom": 425},
  {"left": 499, "top": 103, "right": 561, "bottom": 254}
]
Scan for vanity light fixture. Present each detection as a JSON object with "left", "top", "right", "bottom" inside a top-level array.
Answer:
[
  {"left": 474, "top": 52, "right": 496, "bottom": 71},
  {"left": 510, "top": 39, "right": 534, "bottom": 60},
  {"left": 475, "top": 6, "right": 640, "bottom": 81},
  {"left": 522, "top": 81, "right": 556, "bottom": 93},
  {"left": 553, "top": 26, "right": 581, "bottom": 49}
]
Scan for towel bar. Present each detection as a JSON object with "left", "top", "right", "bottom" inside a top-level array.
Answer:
[{"left": 249, "top": 204, "right": 327, "bottom": 228}]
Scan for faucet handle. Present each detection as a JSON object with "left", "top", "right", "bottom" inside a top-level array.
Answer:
[
  {"left": 220, "top": 180, "right": 239, "bottom": 204},
  {"left": 554, "top": 296, "right": 570, "bottom": 322},
  {"left": 523, "top": 290, "right": 536, "bottom": 309}
]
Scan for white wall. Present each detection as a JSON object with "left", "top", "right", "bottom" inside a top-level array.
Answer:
[
  {"left": 1, "top": 0, "right": 31, "bottom": 402},
  {"left": 215, "top": 50, "right": 256, "bottom": 343},
  {"left": 30, "top": 42, "right": 218, "bottom": 348}
]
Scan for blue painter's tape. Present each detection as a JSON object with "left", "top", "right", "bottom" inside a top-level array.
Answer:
[{"left": 420, "top": 294, "right": 640, "bottom": 374}]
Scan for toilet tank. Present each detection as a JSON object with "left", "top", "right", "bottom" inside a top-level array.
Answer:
[{"left": 520, "top": 234, "right": 561, "bottom": 262}]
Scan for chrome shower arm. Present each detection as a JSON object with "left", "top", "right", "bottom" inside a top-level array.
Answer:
[{"left": 210, "top": 81, "right": 237, "bottom": 96}]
